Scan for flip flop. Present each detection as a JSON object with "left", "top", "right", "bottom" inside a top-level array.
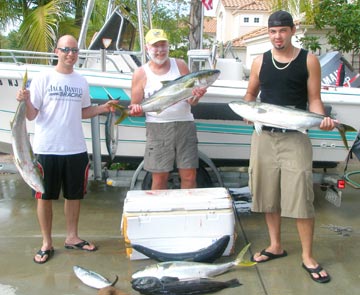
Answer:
[
  {"left": 33, "top": 248, "right": 54, "bottom": 264},
  {"left": 64, "top": 240, "right": 97, "bottom": 251},
  {"left": 302, "top": 263, "right": 331, "bottom": 283},
  {"left": 250, "top": 249, "right": 288, "bottom": 263}
]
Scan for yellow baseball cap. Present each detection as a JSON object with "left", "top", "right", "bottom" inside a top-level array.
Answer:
[{"left": 145, "top": 29, "right": 168, "bottom": 45}]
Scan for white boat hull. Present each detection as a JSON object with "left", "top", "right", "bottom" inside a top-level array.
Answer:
[{"left": 0, "top": 63, "right": 359, "bottom": 167}]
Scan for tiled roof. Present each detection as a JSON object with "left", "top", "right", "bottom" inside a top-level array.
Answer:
[
  {"left": 204, "top": 17, "right": 217, "bottom": 34},
  {"left": 221, "top": 0, "right": 271, "bottom": 10},
  {"left": 232, "top": 19, "right": 301, "bottom": 47}
]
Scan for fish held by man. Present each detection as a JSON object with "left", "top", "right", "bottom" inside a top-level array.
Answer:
[
  {"left": 131, "top": 243, "right": 256, "bottom": 280},
  {"left": 10, "top": 70, "right": 45, "bottom": 193},
  {"left": 112, "top": 69, "right": 221, "bottom": 125},
  {"left": 228, "top": 100, "right": 357, "bottom": 150},
  {"left": 73, "top": 265, "right": 118, "bottom": 289},
  {"left": 104, "top": 93, "right": 120, "bottom": 161},
  {"left": 131, "top": 276, "right": 242, "bottom": 295},
  {"left": 131, "top": 235, "right": 230, "bottom": 263}
]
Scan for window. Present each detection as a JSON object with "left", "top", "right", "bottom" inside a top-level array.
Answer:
[
  {"left": 254, "top": 17, "right": 260, "bottom": 23},
  {"left": 244, "top": 17, "right": 249, "bottom": 23}
]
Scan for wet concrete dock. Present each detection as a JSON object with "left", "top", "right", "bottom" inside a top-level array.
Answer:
[{"left": 0, "top": 157, "right": 359, "bottom": 295}]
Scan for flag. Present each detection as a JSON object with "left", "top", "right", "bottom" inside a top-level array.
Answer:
[{"left": 202, "top": 0, "right": 213, "bottom": 10}]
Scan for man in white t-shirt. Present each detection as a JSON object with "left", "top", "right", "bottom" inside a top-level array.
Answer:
[
  {"left": 16, "top": 35, "right": 116, "bottom": 264},
  {"left": 129, "top": 29, "right": 206, "bottom": 190}
]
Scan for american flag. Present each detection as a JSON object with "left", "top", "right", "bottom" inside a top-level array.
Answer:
[{"left": 202, "top": 0, "right": 213, "bottom": 10}]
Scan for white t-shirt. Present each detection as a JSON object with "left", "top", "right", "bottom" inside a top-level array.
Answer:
[
  {"left": 29, "top": 69, "right": 91, "bottom": 154},
  {"left": 143, "top": 58, "right": 194, "bottom": 123}
]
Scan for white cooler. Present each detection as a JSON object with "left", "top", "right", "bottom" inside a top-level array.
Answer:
[{"left": 121, "top": 187, "right": 236, "bottom": 260}]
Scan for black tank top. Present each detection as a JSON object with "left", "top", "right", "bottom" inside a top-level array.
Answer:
[{"left": 259, "top": 48, "right": 309, "bottom": 110}]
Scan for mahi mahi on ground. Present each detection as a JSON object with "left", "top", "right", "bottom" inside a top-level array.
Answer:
[
  {"left": 10, "top": 70, "right": 45, "bottom": 193},
  {"left": 228, "top": 100, "right": 357, "bottom": 150},
  {"left": 131, "top": 243, "right": 255, "bottom": 280},
  {"left": 112, "top": 69, "right": 221, "bottom": 124}
]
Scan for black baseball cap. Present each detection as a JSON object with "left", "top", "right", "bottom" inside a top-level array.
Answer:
[{"left": 268, "top": 10, "right": 294, "bottom": 28}]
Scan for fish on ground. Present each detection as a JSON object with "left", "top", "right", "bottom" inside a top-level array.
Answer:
[
  {"left": 131, "top": 235, "right": 230, "bottom": 263},
  {"left": 131, "top": 243, "right": 256, "bottom": 280},
  {"left": 228, "top": 100, "right": 357, "bottom": 150},
  {"left": 131, "top": 276, "right": 241, "bottom": 295},
  {"left": 112, "top": 69, "right": 221, "bottom": 124},
  {"left": 10, "top": 70, "right": 45, "bottom": 193},
  {"left": 73, "top": 265, "right": 118, "bottom": 289}
]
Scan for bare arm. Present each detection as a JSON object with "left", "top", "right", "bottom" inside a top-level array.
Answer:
[
  {"left": 243, "top": 55, "right": 262, "bottom": 102},
  {"left": 82, "top": 101, "right": 116, "bottom": 119},
  {"left": 128, "top": 67, "right": 146, "bottom": 116},
  {"left": 16, "top": 89, "right": 39, "bottom": 121},
  {"left": 306, "top": 53, "right": 336, "bottom": 130}
]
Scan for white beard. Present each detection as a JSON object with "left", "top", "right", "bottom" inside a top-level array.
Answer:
[{"left": 148, "top": 51, "right": 169, "bottom": 65}]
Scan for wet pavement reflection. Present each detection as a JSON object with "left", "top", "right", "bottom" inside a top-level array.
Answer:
[{"left": 0, "top": 160, "right": 359, "bottom": 295}]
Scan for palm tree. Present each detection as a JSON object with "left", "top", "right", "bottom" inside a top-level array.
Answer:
[{"left": 0, "top": 0, "right": 109, "bottom": 57}]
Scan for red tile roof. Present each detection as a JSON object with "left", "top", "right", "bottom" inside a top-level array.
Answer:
[
  {"left": 204, "top": 17, "right": 217, "bottom": 34},
  {"left": 221, "top": 0, "right": 271, "bottom": 10}
]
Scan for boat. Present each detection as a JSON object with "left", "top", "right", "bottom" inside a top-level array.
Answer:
[{"left": 1, "top": 0, "right": 359, "bottom": 188}]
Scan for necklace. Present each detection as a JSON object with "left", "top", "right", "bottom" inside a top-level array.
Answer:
[{"left": 271, "top": 47, "right": 296, "bottom": 70}]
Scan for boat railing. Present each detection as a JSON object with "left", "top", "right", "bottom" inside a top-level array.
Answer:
[
  {"left": 0, "top": 49, "right": 56, "bottom": 65},
  {"left": 0, "top": 48, "right": 142, "bottom": 73}
]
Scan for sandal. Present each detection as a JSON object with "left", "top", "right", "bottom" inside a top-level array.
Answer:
[
  {"left": 302, "top": 263, "right": 331, "bottom": 283},
  {"left": 33, "top": 248, "right": 54, "bottom": 264},
  {"left": 251, "top": 249, "right": 287, "bottom": 263},
  {"left": 64, "top": 240, "right": 97, "bottom": 251}
]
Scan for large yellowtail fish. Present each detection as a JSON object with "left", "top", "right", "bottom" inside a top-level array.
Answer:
[
  {"left": 228, "top": 100, "right": 357, "bottom": 150},
  {"left": 113, "top": 69, "right": 221, "bottom": 124},
  {"left": 131, "top": 243, "right": 256, "bottom": 280},
  {"left": 10, "top": 70, "right": 45, "bottom": 193}
]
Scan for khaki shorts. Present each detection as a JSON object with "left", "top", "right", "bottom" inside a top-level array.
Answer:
[
  {"left": 249, "top": 131, "right": 315, "bottom": 218},
  {"left": 144, "top": 121, "right": 198, "bottom": 173}
]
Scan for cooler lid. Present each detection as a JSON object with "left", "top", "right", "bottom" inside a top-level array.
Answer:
[{"left": 123, "top": 187, "right": 232, "bottom": 212}]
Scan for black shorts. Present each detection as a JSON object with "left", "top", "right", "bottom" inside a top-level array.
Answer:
[{"left": 35, "top": 152, "right": 90, "bottom": 200}]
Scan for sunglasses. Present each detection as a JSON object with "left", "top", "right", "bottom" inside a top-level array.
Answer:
[{"left": 57, "top": 47, "right": 79, "bottom": 54}]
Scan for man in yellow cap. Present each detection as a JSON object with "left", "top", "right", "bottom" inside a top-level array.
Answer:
[{"left": 129, "top": 29, "right": 206, "bottom": 190}]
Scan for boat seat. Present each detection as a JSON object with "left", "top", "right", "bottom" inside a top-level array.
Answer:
[{"left": 187, "top": 49, "right": 214, "bottom": 69}]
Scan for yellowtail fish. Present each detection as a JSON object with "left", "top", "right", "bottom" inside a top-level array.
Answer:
[
  {"left": 132, "top": 243, "right": 256, "bottom": 280},
  {"left": 228, "top": 100, "right": 357, "bottom": 150},
  {"left": 112, "top": 69, "right": 221, "bottom": 125},
  {"left": 10, "top": 70, "right": 45, "bottom": 193}
]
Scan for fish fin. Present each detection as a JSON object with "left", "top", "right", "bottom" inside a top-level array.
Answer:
[
  {"left": 109, "top": 104, "right": 129, "bottom": 125},
  {"left": 225, "top": 279, "right": 242, "bottom": 287},
  {"left": 256, "top": 107, "right": 267, "bottom": 114},
  {"left": 22, "top": 69, "right": 28, "bottom": 90},
  {"left": 239, "top": 260, "right": 257, "bottom": 267},
  {"left": 111, "top": 275, "right": 119, "bottom": 287},
  {"left": 254, "top": 123, "right": 263, "bottom": 134},
  {"left": 336, "top": 124, "right": 357, "bottom": 150},
  {"left": 234, "top": 243, "right": 252, "bottom": 266}
]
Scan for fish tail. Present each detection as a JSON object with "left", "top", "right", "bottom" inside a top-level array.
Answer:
[
  {"left": 233, "top": 243, "right": 257, "bottom": 267},
  {"left": 111, "top": 275, "right": 119, "bottom": 287},
  {"left": 225, "top": 279, "right": 242, "bottom": 288},
  {"left": 110, "top": 104, "right": 129, "bottom": 125},
  {"left": 22, "top": 70, "right": 28, "bottom": 90},
  {"left": 336, "top": 124, "right": 357, "bottom": 150}
]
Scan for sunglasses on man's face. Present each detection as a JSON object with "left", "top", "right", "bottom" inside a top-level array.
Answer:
[{"left": 57, "top": 47, "right": 79, "bottom": 54}]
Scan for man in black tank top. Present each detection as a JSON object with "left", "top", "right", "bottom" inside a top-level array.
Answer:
[{"left": 244, "top": 10, "right": 336, "bottom": 283}]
